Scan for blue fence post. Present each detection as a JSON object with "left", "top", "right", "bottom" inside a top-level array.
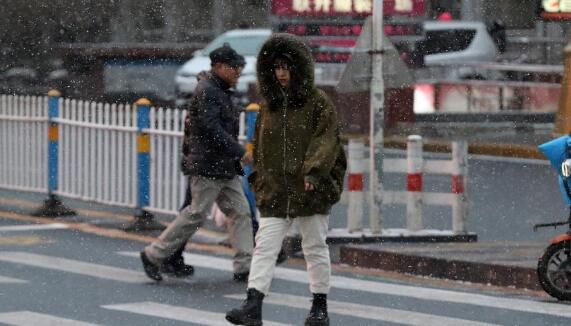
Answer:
[
  {"left": 125, "top": 98, "right": 164, "bottom": 231},
  {"left": 243, "top": 103, "right": 260, "bottom": 234},
  {"left": 33, "top": 90, "right": 75, "bottom": 217}
]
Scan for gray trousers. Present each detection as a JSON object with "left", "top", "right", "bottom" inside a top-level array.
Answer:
[{"left": 145, "top": 176, "right": 253, "bottom": 273}]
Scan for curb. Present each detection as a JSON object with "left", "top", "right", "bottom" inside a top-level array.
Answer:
[
  {"left": 324, "top": 229, "right": 477, "bottom": 244},
  {"left": 339, "top": 245, "right": 541, "bottom": 290}
]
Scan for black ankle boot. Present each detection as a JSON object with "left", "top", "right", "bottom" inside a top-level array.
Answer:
[
  {"left": 304, "top": 293, "right": 329, "bottom": 326},
  {"left": 226, "top": 288, "right": 264, "bottom": 326}
]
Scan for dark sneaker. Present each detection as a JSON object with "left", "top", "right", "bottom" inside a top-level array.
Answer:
[
  {"left": 140, "top": 251, "right": 163, "bottom": 281},
  {"left": 233, "top": 271, "right": 249, "bottom": 283},
  {"left": 162, "top": 257, "right": 194, "bottom": 278},
  {"left": 161, "top": 245, "right": 194, "bottom": 277}
]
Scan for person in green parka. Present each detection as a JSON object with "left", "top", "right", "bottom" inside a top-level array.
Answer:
[{"left": 226, "top": 33, "right": 346, "bottom": 326}]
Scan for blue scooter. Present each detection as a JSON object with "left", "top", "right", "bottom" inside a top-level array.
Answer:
[{"left": 536, "top": 136, "right": 571, "bottom": 300}]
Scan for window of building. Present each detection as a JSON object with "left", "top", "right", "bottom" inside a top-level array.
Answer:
[{"left": 145, "top": 1, "right": 165, "bottom": 29}]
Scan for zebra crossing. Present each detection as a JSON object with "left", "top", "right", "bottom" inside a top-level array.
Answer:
[
  {"left": 102, "top": 302, "right": 290, "bottom": 326},
  {"left": 0, "top": 223, "right": 68, "bottom": 232},
  {"left": 0, "top": 251, "right": 148, "bottom": 283},
  {"left": 127, "top": 251, "right": 571, "bottom": 319},
  {"left": 0, "top": 311, "right": 100, "bottom": 326},
  {"left": 0, "top": 275, "right": 27, "bottom": 284},
  {"left": 0, "top": 221, "right": 569, "bottom": 325},
  {"left": 0, "top": 248, "right": 570, "bottom": 326},
  {"left": 225, "top": 293, "right": 498, "bottom": 326}
]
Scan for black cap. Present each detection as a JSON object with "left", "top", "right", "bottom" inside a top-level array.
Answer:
[{"left": 209, "top": 43, "right": 245, "bottom": 68}]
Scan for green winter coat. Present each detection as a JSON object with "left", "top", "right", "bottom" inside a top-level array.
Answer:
[{"left": 250, "top": 33, "right": 346, "bottom": 218}]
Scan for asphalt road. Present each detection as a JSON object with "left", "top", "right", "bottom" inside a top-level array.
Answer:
[{"left": 1, "top": 217, "right": 571, "bottom": 326}]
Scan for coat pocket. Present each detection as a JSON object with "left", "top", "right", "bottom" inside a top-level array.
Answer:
[{"left": 249, "top": 171, "right": 268, "bottom": 205}]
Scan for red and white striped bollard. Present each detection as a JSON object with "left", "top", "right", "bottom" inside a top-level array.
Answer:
[
  {"left": 406, "top": 135, "right": 423, "bottom": 231},
  {"left": 347, "top": 138, "right": 365, "bottom": 232},
  {"left": 451, "top": 141, "right": 468, "bottom": 233}
]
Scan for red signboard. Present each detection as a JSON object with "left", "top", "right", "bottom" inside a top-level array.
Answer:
[
  {"left": 278, "top": 22, "right": 420, "bottom": 36},
  {"left": 540, "top": 0, "right": 571, "bottom": 20},
  {"left": 271, "top": 0, "right": 425, "bottom": 17}
]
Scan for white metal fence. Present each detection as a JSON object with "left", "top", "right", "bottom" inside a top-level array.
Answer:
[
  {"left": 57, "top": 100, "right": 193, "bottom": 215},
  {"left": 0, "top": 95, "right": 48, "bottom": 193},
  {"left": 55, "top": 100, "right": 139, "bottom": 208},
  {"left": 0, "top": 93, "right": 253, "bottom": 217},
  {"left": 147, "top": 107, "right": 187, "bottom": 215}
]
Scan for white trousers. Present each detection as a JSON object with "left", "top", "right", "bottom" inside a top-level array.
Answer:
[{"left": 248, "top": 214, "right": 330, "bottom": 295}]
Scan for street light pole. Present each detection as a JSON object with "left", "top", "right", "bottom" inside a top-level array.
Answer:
[
  {"left": 213, "top": 0, "right": 225, "bottom": 36},
  {"left": 369, "top": 0, "right": 384, "bottom": 234}
]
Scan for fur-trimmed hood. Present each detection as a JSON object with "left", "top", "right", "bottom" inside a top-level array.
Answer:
[{"left": 256, "top": 33, "right": 314, "bottom": 110}]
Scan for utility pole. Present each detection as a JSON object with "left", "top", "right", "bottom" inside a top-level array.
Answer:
[
  {"left": 369, "top": 0, "right": 384, "bottom": 234},
  {"left": 163, "top": 0, "right": 180, "bottom": 42},
  {"left": 112, "top": 0, "right": 136, "bottom": 42},
  {"left": 461, "top": 0, "right": 483, "bottom": 21},
  {"left": 213, "top": 0, "right": 225, "bottom": 37}
]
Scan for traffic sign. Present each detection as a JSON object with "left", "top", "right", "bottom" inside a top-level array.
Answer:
[{"left": 336, "top": 17, "right": 414, "bottom": 93}]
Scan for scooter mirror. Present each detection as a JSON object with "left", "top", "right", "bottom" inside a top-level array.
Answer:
[{"left": 562, "top": 159, "right": 571, "bottom": 177}]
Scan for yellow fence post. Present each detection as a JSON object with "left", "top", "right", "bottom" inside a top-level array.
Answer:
[{"left": 124, "top": 98, "right": 164, "bottom": 231}]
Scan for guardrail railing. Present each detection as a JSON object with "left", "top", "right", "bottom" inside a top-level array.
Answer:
[{"left": 0, "top": 91, "right": 252, "bottom": 230}]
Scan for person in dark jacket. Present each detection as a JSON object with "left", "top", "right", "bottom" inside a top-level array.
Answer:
[
  {"left": 226, "top": 33, "right": 346, "bottom": 326},
  {"left": 140, "top": 45, "right": 254, "bottom": 282},
  {"left": 156, "top": 71, "right": 210, "bottom": 278},
  {"left": 162, "top": 69, "right": 288, "bottom": 278}
]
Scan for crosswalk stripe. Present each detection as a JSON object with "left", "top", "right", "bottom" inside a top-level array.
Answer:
[
  {"left": 226, "top": 293, "right": 499, "bottom": 326},
  {"left": 0, "top": 252, "right": 148, "bottom": 283},
  {"left": 0, "top": 275, "right": 27, "bottom": 283},
  {"left": 102, "top": 302, "right": 291, "bottom": 326},
  {"left": 0, "top": 223, "right": 68, "bottom": 232},
  {"left": 116, "top": 251, "right": 571, "bottom": 319},
  {"left": 0, "top": 311, "right": 100, "bottom": 326},
  {"left": 328, "top": 274, "right": 571, "bottom": 319}
]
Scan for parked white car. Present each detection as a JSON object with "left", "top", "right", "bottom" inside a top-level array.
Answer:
[
  {"left": 423, "top": 21, "right": 499, "bottom": 65},
  {"left": 406, "top": 21, "right": 501, "bottom": 80},
  {"left": 174, "top": 29, "right": 272, "bottom": 106}
]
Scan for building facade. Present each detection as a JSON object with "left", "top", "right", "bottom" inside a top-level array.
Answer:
[{"left": 110, "top": 0, "right": 271, "bottom": 43}]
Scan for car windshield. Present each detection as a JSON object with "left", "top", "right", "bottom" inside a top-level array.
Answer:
[
  {"left": 202, "top": 34, "right": 269, "bottom": 56},
  {"left": 421, "top": 29, "right": 476, "bottom": 55}
]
